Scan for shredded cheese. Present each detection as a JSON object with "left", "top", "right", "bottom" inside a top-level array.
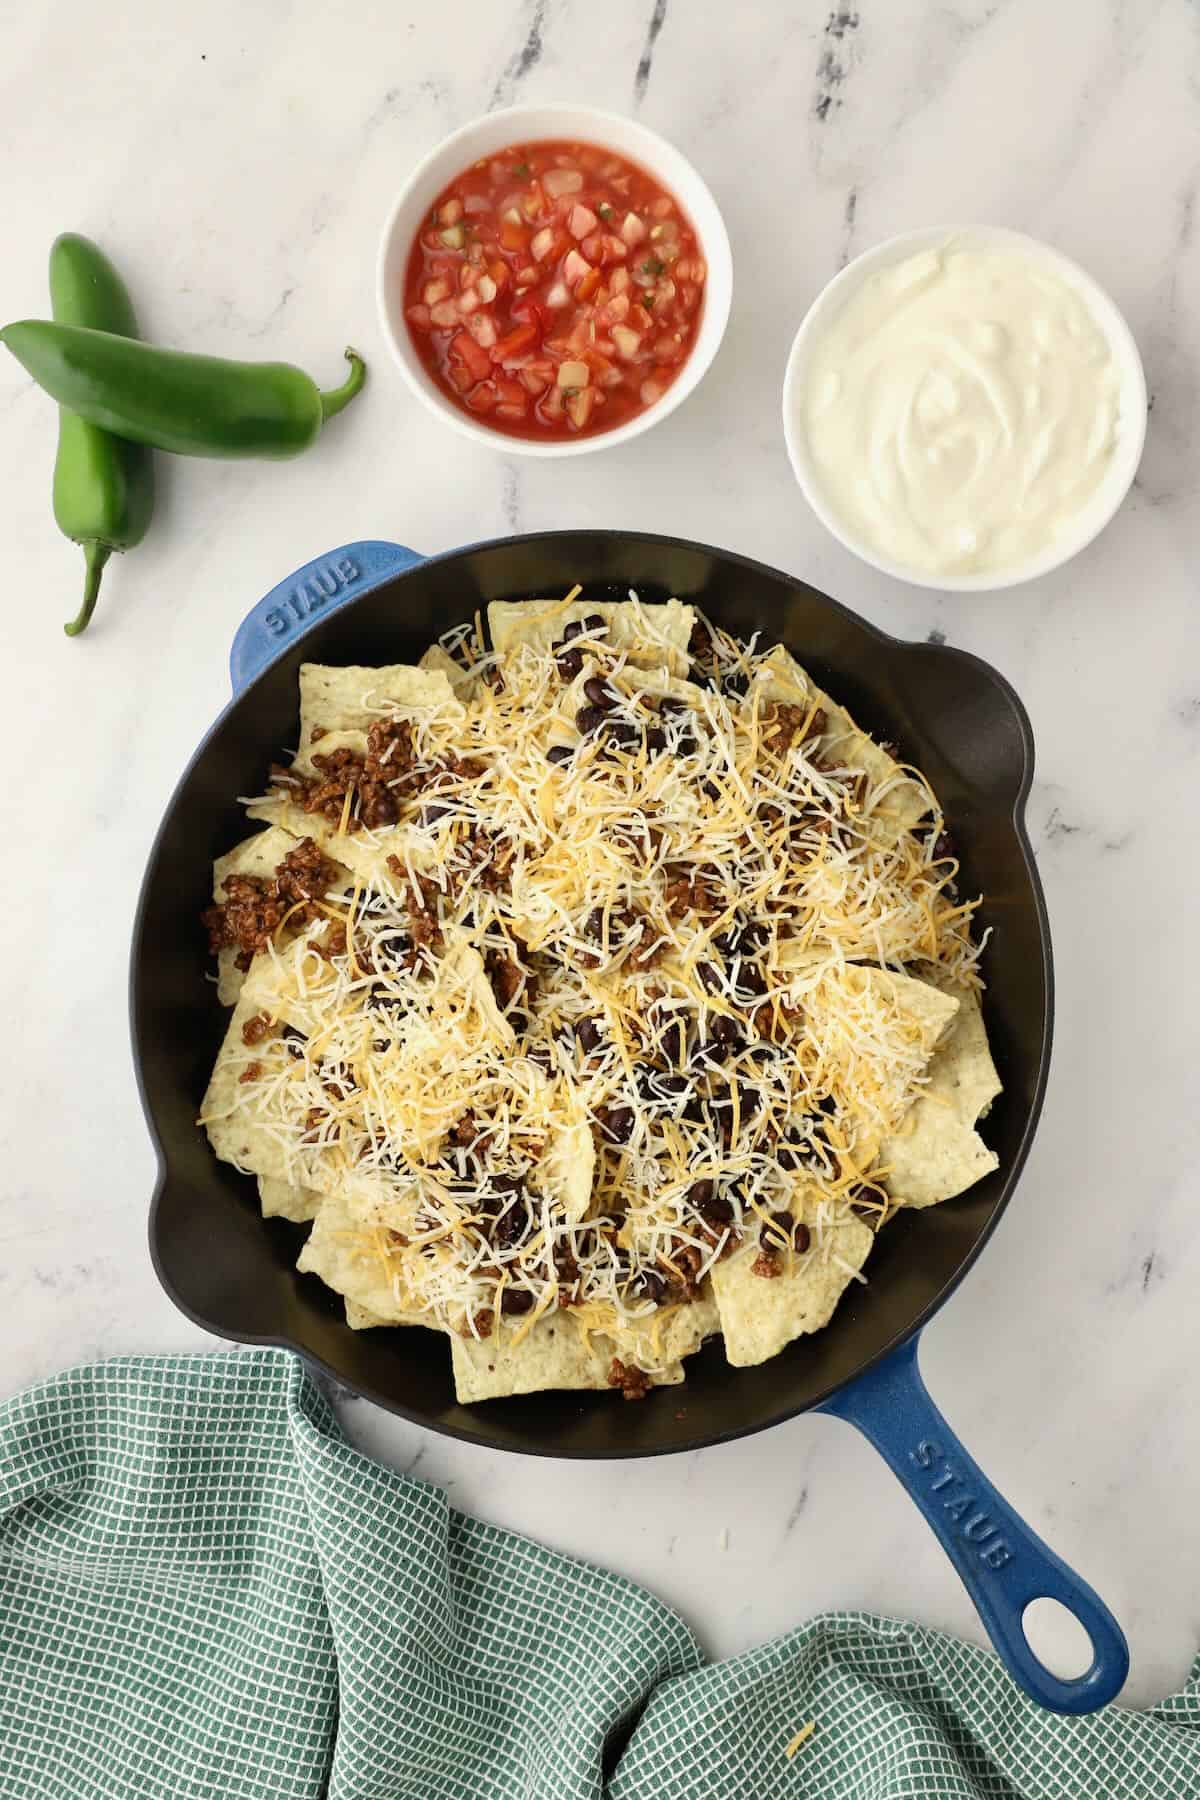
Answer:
[
  {"left": 784, "top": 1722, "right": 816, "bottom": 1758},
  {"left": 216, "top": 599, "right": 986, "bottom": 1363}
]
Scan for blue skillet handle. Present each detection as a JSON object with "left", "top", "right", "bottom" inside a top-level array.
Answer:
[
  {"left": 819, "top": 1335, "right": 1129, "bottom": 1713},
  {"left": 229, "top": 540, "right": 425, "bottom": 695}
]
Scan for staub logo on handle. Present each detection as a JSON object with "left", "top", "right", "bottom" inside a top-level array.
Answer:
[
  {"left": 263, "top": 556, "right": 361, "bottom": 637},
  {"left": 911, "top": 1439, "right": 1014, "bottom": 1568}
]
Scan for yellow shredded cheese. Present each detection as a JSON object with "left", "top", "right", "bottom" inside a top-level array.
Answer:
[{"left": 213, "top": 598, "right": 986, "bottom": 1364}]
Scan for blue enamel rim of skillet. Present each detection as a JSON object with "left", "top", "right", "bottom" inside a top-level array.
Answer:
[{"left": 131, "top": 531, "right": 1128, "bottom": 1712}]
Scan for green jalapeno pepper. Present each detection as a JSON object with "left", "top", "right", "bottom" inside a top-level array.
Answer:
[
  {"left": 1, "top": 323, "right": 366, "bottom": 461},
  {"left": 48, "top": 235, "right": 155, "bottom": 636}
]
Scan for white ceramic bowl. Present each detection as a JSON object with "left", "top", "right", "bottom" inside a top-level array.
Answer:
[
  {"left": 782, "top": 224, "right": 1147, "bottom": 592},
  {"left": 377, "top": 102, "right": 732, "bottom": 459}
]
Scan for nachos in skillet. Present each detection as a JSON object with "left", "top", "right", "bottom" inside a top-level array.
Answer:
[{"left": 199, "top": 592, "right": 1001, "bottom": 1403}]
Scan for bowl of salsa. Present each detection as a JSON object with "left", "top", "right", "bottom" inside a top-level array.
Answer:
[{"left": 378, "top": 103, "right": 732, "bottom": 456}]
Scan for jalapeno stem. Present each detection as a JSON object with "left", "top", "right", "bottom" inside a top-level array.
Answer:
[
  {"left": 64, "top": 541, "right": 111, "bottom": 637},
  {"left": 319, "top": 348, "right": 367, "bottom": 422}
]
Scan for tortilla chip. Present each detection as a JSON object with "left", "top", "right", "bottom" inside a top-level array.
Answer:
[
  {"left": 245, "top": 792, "right": 429, "bottom": 884},
  {"left": 291, "top": 725, "right": 368, "bottom": 780},
  {"left": 611, "top": 1285, "right": 721, "bottom": 1369},
  {"left": 540, "top": 1115, "right": 595, "bottom": 1223},
  {"left": 213, "top": 825, "right": 300, "bottom": 895},
  {"left": 200, "top": 990, "right": 296, "bottom": 1181},
  {"left": 800, "top": 964, "right": 959, "bottom": 1173},
  {"left": 836, "top": 964, "right": 960, "bottom": 1046},
  {"left": 258, "top": 1174, "right": 321, "bottom": 1223},
  {"left": 753, "top": 644, "right": 930, "bottom": 833},
  {"left": 880, "top": 985, "right": 1001, "bottom": 1207},
  {"left": 419, "top": 642, "right": 478, "bottom": 697},
  {"left": 299, "top": 661, "right": 461, "bottom": 743},
  {"left": 246, "top": 663, "right": 463, "bottom": 876},
  {"left": 200, "top": 970, "right": 358, "bottom": 1192},
  {"left": 212, "top": 825, "right": 303, "bottom": 1005},
  {"left": 297, "top": 1189, "right": 430, "bottom": 1325},
  {"left": 345, "top": 1298, "right": 398, "bottom": 1330},
  {"left": 712, "top": 1203, "right": 875, "bottom": 1366},
  {"left": 488, "top": 597, "right": 695, "bottom": 676},
  {"left": 451, "top": 1312, "right": 685, "bottom": 1404}
]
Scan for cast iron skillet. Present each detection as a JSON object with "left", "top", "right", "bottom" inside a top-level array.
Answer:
[{"left": 133, "top": 531, "right": 1127, "bottom": 1712}]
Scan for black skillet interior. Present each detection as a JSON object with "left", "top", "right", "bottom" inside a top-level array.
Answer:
[{"left": 135, "top": 531, "right": 1050, "bottom": 1457}]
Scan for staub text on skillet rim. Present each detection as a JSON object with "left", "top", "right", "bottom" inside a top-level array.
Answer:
[{"left": 132, "top": 529, "right": 1126, "bottom": 1712}]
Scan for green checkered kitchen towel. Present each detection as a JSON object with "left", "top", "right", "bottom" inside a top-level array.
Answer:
[{"left": 1, "top": 1349, "right": 1196, "bottom": 1800}]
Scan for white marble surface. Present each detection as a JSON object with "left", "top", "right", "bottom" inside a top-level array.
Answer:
[{"left": 2, "top": 0, "right": 1197, "bottom": 1711}]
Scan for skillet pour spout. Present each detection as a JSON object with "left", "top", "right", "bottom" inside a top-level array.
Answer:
[{"left": 133, "top": 530, "right": 1125, "bottom": 1710}]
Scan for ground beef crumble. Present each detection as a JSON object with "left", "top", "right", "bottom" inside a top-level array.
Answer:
[
  {"left": 607, "top": 1357, "right": 651, "bottom": 1401},
  {"left": 763, "top": 703, "right": 825, "bottom": 751},
  {"left": 202, "top": 838, "right": 339, "bottom": 971}
]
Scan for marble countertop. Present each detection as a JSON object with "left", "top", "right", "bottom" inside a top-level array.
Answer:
[{"left": 3, "top": 0, "right": 1197, "bottom": 1711}]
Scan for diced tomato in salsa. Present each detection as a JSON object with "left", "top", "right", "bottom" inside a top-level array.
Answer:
[{"left": 403, "top": 139, "right": 707, "bottom": 440}]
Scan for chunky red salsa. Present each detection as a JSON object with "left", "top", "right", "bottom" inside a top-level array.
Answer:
[{"left": 404, "top": 138, "right": 707, "bottom": 440}]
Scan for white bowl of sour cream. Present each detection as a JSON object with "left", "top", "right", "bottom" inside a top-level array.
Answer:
[{"left": 783, "top": 225, "right": 1147, "bottom": 591}]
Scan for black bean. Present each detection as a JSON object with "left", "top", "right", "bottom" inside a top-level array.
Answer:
[
  {"left": 644, "top": 727, "right": 667, "bottom": 756},
  {"left": 583, "top": 906, "right": 607, "bottom": 942},
  {"left": 734, "top": 961, "right": 767, "bottom": 999},
  {"left": 697, "top": 962, "right": 722, "bottom": 995},
  {"left": 691, "top": 1181, "right": 733, "bottom": 1226},
  {"left": 763, "top": 1209, "right": 796, "bottom": 1246},
  {"left": 717, "top": 916, "right": 767, "bottom": 957},
  {"left": 583, "top": 676, "right": 618, "bottom": 709},
  {"left": 793, "top": 1221, "right": 812, "bottom": 1253},
  {"left": 776, "top": 1141, "right": 806, "bottom": 1170},
  {"left": 659, "top": 696, "right": 688, "bottom": 717},
  {"left": 556, "top": 646, "right": 584, "bottom": 680},
  {"left": 712, "top": 1085, "right": 759, "bottom": 1125},
  {"left": 817, "top": 1093, "right": 838, "bottom": 1116},
  {"left": 560, "top": 619, "right": 585, "bottom": 643},
  {"left": 419, "top": 802, "right": 452, "bottom": 826},
  {"left": 606, "top": 719, "right": 640, "bottom": 750},
  {"left": 655, "top": 1073, "right": 690, "bottom": 1102},
  {"left": 492, "top": 1204, "right": 527, "bottom": 1251},
  {"left": 546, "top": 743, "right": 573, "bottom": 765},
  {"left": 582, "top": 612, "right": 605, "bottom": 632},
  {"left": 633, "top": 1266, "right": 667, "bottom": 1303},
  {"left": 282, "top": 1024, "right": 307, "bottom": 1058},
  {"left": 636, "top": 1067, "right": 689, "bottom": 1107},
  {"left": 692, "top": 1031, "right": 741, "bottom": 1068},
  {"left": 700, "top": 778, "right": 721, "bottom": 801},
  {"left": 711, "top": 1013, "right": 739, "bottom": 1045},
  {"left": 597, "top": 1104, "right": 634, "bottom": 1145},
  {"left": 849, "top": 1183, "right": 884, "bottom": 1218},
  {"left": 686, "top": 1177, "right": 715, "bottom": 1213},
  {"left": 576, "top": 1016, "right": 603, "bottom": 1054},
  {"left": 576, "top": 703, "right": 607, "bottom": 735},
  {"left": 500, "top": 1287, "right": 534, "bottom": 1314}
]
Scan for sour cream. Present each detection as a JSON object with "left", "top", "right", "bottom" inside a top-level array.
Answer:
[{"left": 796, "top": 238, "right": 1126, "bottom": 578}]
